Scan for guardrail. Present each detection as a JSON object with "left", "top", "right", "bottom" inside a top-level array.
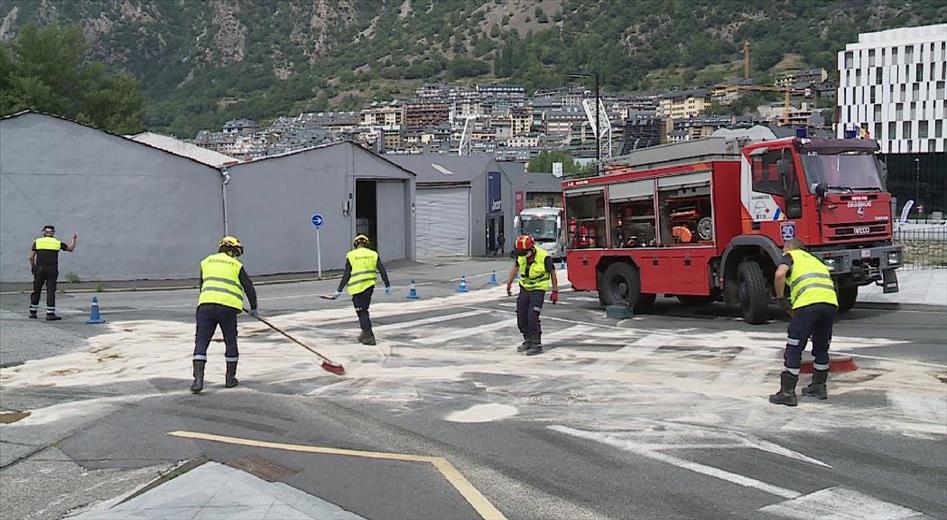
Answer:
[{"left": 894, "top": 223, "right": 947, "bottom": 269}]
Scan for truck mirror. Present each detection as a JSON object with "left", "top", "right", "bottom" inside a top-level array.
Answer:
[{"left": 814, "top": 182, "right": 828, "bottom": 199}]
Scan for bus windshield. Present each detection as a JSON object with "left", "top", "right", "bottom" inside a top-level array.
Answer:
[
  {"left": 800, "top": 152, "right": 886, "bottom": 192},
  {"left": 520, "top": 215, "right": 559, "bottom": 242}
]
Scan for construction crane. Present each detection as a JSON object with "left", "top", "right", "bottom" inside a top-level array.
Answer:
[{"left": 736, "top": 85, "right": 807, "bottom": 126}]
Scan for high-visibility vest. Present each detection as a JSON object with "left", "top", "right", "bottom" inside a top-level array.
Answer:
[
  {"left": 787, "top": 249, "right": 838, "bottom": 309},
  {"left": 34, "top": 237, "right": 62, "bottom": 250},
  {"left": 198, "top": 253, "right": 245, "bottom": 311},
  {"left": 346, "top": 247, "right": 378, "bottom": 295},
  {"left": 517, "top": 247, "right": 551, "bottom": 291}
]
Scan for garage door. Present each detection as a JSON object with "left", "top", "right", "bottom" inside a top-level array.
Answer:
[{"left": 416, "top": 186, "right": 470, "bottom": 257}]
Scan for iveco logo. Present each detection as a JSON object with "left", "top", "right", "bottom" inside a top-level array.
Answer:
[{"left": 857, "top": 207, "right": 865, "bottom": 218}]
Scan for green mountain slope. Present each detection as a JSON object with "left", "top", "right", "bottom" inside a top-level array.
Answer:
[{"left": 2, "top": 0, "right": 944, "bottom": 137}]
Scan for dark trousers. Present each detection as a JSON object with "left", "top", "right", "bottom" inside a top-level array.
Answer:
[
  {"left": 30, "top": 266, "right": 58, "bottom": 314},
  {"left": 517, "top": 289, "right": 545, "bottom": 341},
  {"left": 783, "top": 303, "right": 837, "bottom": 374},
  {"left": 193, "top": 303, "right": 239, "bottom": 362},
  {"left": 352, "top": 286, "right": 375, "bottom": 333}
]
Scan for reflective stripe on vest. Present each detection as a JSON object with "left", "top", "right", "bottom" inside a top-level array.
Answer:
[
  {"left": 787, "top": 250, "right": 838, "bottom": 309},
  {"left": 198, "top": 253, "right": 245, "bottom": 310},
  {"left": 346, "top": 248, "right": 378, "bottom": 295},
  {"left": 35, "top": 237, "right": 62, "bottom": 251},
  {"left": 517, "top": 247, "right": 551, "bottom": 291}
]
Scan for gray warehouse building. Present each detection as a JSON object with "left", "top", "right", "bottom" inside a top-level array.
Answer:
[
  {"left": 0, "top": 111, "right": 415, "bottom": 282},
  {"left": 386, "top": 154, "right": 518, "bottom": 257}
]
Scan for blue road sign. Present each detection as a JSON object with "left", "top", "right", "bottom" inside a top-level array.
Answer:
[{"left": 311, "top": 213, "right": 324, "bottom": 228}]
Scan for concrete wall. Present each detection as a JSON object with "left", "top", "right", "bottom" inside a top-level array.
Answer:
[
  {"left": 226, "top": 142, "right": 414, "bottom": 275},
  {"left": 0, "top": 113, "right": 223, "bottom": 282}
]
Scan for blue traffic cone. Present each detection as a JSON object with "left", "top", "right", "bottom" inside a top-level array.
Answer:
[
  {"left": 86, "top": 296, "right": 106, "bottom": 324},
  {"left": 489, "top": 270, "right": 498, "bottom": 285},
  {"left": 406, "top": 280, "right": 420, "bottom": 299},
  {"left": 457, "top": 275, "right": 468, "bottom": 293},
  {"left": 559, "top": 257, "right": 567, "bottom": 270}
]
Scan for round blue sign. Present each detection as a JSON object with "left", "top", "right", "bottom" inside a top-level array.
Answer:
[{"left": 311, "top": 213, "right": 324, "bottom": 228}]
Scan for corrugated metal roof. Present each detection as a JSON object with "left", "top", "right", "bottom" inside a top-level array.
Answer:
[{"left": 385, "top": 153, "right": 496, "bottom": 183}]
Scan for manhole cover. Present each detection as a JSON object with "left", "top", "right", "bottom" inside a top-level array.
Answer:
[
  {"left": 225, "top": 455, "right": 297, "bottom": 481},
  {"left": 0, "top": 411, "right": 31, "bottom": 424}
]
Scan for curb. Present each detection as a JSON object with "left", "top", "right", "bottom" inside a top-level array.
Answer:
[{"left": 0, "top": 274, "right": 344, "bottom": 296}]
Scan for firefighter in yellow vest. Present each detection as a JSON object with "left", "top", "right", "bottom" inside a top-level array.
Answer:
[
  {"left": 506, "top": 234, "right": 559, "bottom": 356},
  {"left": 330, "top": 235, "right": 390, "bottom": 345},
  {"left": 191, "top": 236, "right": 258, "bottom": 394},
  {"left": 28, "top": 225, "right": 78, "bottom": 320},
  {"left": 770, "top": 238, "right": 839, "bottom": 406}
]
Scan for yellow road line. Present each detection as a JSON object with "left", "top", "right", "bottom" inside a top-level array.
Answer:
[{"left": 167, "top": 430, "right": 507, "bottom": 520}]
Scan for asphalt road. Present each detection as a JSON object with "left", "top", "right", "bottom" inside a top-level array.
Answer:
[{"left": 1, "top": 258, "right": 945, "bottom": 520}]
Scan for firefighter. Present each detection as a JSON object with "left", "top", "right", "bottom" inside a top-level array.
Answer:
[
  {"left": 769, "top": 238, "right": 838, "bottom": 406},
  {"left": 191, "top": 236, "right": 258, "bottom": 394},
  {"left": 28, "top": 225, "right": 78, "bottom": 320},
  {"left": 330, "top": 235, "right": 391, "bottom": 346},
  {"left": 506, "top": 234, "right": 559, "bottom": 356}
]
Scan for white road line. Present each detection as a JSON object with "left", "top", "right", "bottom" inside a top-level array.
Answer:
[
  {"left": 373, "top": 309, "right": 493, "bottom": 332},
  {"left": 415, "top": 318, "right": 518, "bottom": 345},
  {"left": 759, "top": 486, "right": 925, "bottom": 520},
  {"left": 550, "top": 425, "right": 801, "bottom": 499}
]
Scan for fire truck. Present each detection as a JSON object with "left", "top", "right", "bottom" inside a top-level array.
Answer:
[{"left": 563, "top": 135, "right": 902, "bottom": 324}]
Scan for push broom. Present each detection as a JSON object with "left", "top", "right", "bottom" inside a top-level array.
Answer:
[{"left": 246, "top": 310, "right": 345, "bottom": 376}]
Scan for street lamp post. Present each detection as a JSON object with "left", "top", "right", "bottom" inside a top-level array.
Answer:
[
  {"left": 914, "top": 158, "right": 921, "bottom": 217},
  {"left": 569, "top": 72, "right": 601, "bottom": 174}
]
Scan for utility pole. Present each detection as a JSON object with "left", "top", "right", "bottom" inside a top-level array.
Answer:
[
  {"left": 569, "top": 72, "right": 602, "bottom": 174},
  {"left": 742, "top": 41, "right": 751, "bottom": 79}
]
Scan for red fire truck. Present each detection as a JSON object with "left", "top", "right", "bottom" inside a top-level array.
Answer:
[{"left": 563, "top": 135, "right": 902, "bottom": 324}]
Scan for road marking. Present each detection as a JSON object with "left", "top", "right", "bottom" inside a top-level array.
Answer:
[
  {"left": 415, "top": 318, "right": 518, "bottom": 345},
  {"left": 374, "top": 309, "right": 493, "bottom": 332},
  {"left": 550, "top": 425, "right": 801, "bottom": 499},
  {"left": 759, "top": 486, "right": 925, "bottom": 520},
  {"left": 167, "top": 430, "right": 507, "bottom": 520}
]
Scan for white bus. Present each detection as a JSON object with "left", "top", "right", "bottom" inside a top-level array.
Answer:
[{"left": 515, "top": 207, "right": 565, "bottom": 260}]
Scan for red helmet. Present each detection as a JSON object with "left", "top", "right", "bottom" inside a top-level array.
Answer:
[{"left": 515, "top": 234, "right": 534, "bottom": 255}]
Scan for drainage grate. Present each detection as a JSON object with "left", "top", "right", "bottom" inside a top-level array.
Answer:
[{"left": 225, "top": 455, "right": 297, "bottom": 481}]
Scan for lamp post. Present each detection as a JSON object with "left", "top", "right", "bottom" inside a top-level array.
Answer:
[
  {"left": 914, "top": 157, "right": 920, "bottom": 217},
  {"left": 569, "top": 72, "right": 601, "bottom": 174}
]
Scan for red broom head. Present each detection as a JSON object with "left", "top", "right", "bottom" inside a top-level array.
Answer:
[{"left": 321, "top": 361, "right": 346, "bottom": 376}]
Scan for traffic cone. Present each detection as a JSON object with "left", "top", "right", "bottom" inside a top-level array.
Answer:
[
  {"left": 559, "top": 257, "right": 567, "bottom": 270},
  {"left": 86, "top": 296, "right": 106, "bottom": 324},
  {"left": 489, "top": 271, "right": 498, "bottom": 285},
  {"left": 457, "top": 275, "right": 468, "bottom": 293},
  {"left": 406, "top": 280, "right": 420, "bottom": 299}
]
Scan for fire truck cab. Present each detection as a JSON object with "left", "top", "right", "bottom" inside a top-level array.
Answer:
[{"left": 563, "top": 136, "right": 901, "bottom": 324}]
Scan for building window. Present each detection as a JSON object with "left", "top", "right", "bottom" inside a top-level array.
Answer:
[
  {"left": 874, "top": 104, "right": 882, "bottom": 120},
  {"left": 855, "top": 69, "right": 862, "bottom": 86},
  {"left": 892, "top": 47, "right": 899, "bottom": 64},
  {"left": 906, "top": 45, "right": 914, "bottom": 63},
  {"left": 937, "top": 81, "right": 945, "bottom": 99},
  {"left": 871, "top": 88, "right": 877, "bottom": 104},
  {"left": 896, "top": 103, "right": 903, "bottom": 119},
  {"left": 916, "top": 65, "right": 923, "bottom": 82},
  {"left": 903, "top": 121, "right": 912, "bottom": 140},
  {"left": 889, "top": 121, "right": 897, "bottom": 139},
  {"left": 900, "top": 84, "right": 907, "bottom": 101},
  {"left": 920, "top": 120, "right": 929, "bottom": 139},
  {"left": 936, "top": 119, "right": 943, "bottom": 138},
  {"left": 913, "top": 83, "right": 920, "bottom": 100},
  {"left": 868, "top": 49, "right": 875, "bottom": 66},
  {"left": 845, "top": 51, "right": 853, "bottom": 68},
  {"left": 875, "top": 122, "right": 883, "bottom": 140},
  {"left": 876, "top": 66, "right": 884, "bottom": 85},
  {"left": 910, "top": 102, "right": 916, "bottom": 119}
]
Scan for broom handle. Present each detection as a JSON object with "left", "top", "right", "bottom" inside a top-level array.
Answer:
[{"left": 248, "top": 312, "right": 333, "bottom": 363}]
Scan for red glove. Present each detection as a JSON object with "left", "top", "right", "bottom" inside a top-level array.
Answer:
[
  {"left": 506, "top": 283, "right": 513, "bottom": 297},
  {"left": 551, "top": 291, "right": 559, "bottom": 304}
]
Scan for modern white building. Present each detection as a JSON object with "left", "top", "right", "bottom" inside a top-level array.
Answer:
[
  {"left": 836, "top": 24, "right": 946, "bottom": 154},
  {"left": 837, "top": 24, "right": 947, "bottom": 215}
]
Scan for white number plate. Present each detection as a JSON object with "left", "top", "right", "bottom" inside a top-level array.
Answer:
[{"left": 861, "top": 249, "right": 872, "bottom": 259}]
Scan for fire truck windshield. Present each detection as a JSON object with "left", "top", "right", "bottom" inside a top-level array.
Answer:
[
  {"left": 801, "top": 152, "right": 886, "bottom": 192},
  {"left": 520, "top": 215, "right": 559, "bottom": 242}
]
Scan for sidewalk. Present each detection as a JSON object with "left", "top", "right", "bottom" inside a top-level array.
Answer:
[{"left": 860, "top": 269, "right": 947, "bottom": 307}]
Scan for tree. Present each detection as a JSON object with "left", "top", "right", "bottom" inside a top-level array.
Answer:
[
  {"left": 528, "top": 151, "right": 582, "bottom": 174},
  {"left": 0, "top": 24, "right": 143, "bottom": 134}
]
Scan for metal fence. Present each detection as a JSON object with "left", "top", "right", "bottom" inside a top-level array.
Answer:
[{"left": 894, "top": 222, "right": 947, "bottom": 270}]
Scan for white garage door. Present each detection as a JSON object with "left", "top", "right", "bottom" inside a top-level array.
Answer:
[{"left": 416, "top": 186, "right": 470, "bottom": 258}]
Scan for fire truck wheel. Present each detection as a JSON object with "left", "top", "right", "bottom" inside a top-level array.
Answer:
[
  {"left": 601, "top": 262, "right": 643, "bottom": 308},
  {"left": 737, "top": 260, "right": 769, "bottom": 325},
  {"left": 836, "top": 284, "right": 858, "bottom": 313}
]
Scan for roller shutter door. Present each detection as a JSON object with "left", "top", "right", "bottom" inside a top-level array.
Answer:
[{"left": 416, "top": 186, "right": 470, "bottom": 257}]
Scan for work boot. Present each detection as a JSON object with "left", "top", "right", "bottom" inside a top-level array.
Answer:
[
  {"left": 769, "top": 371, "right": 798, "bottom": 406},
  {"left": 45, "top": 314, "right": 62, "bottom": 321},
  {"left": 190, "top": 360, "right": 205, "bottom": 394},
  {"left": 361, "top": 333, "right": 376, "bottom": 346},
  {"left": 225, "top": 361, "right": 239, "bottom": 388},
  {"left": 525, "top": 336, "right": 543, "bottom": 356},
  {"left": 29, "top": 311, "right": 37, "bottom": 319},
  {"left": 801, "top": 369, "right": 828, "bottom": 400},
  {"left": 517, "top": 334, "right": 531, "bottom": 352}
]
